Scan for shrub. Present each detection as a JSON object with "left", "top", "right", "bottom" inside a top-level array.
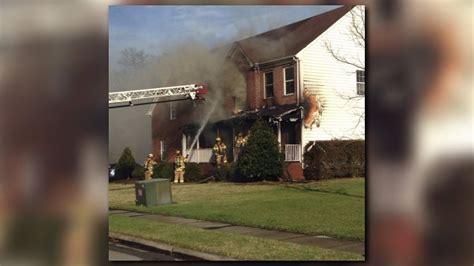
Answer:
[
  {"left": 131, "top": 164, "right": 145, "bottom": 179},
  {"left": 152, "top": 161, "right": 174, "bottom": 181},
  {"left": 235, "top": 119, "right": 284, "bottom": 182},
  {"left": 303, "top": 140, "right": 365, "bottom": 180},
  {"left": 116, "top": 147, "right": 136, "bottom": 179},
  {"left": 215, "top": 163, "right": 236, "bottom": 181},
  {"left": 184, "top": 163, "right": 203, "bottom": 182}
]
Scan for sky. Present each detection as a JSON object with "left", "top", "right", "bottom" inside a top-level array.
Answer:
[{"left": 109, "top": 5, "right": 339, "bottom": 69}]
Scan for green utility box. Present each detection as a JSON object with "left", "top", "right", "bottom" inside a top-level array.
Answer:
[{"left": 135, "top": 179, "right": 172, "bottom": 206}]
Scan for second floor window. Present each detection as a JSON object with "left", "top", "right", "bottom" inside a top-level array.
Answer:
[
  {"left": 284, "top": 67, "right": 295, "bottom": 95},
  {"left": 356, "top": 70, "right": 365, "bottom": 95},
  {"left": 169, "top": 102, "right": 176, "bottom": 120},
  {"left": 264, "top": 71, "right": 274, "bottom": 98}
]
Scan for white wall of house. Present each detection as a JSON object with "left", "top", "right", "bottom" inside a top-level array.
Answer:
[{"left": 297, "top": 6, "right": 365, "bottom": 149}]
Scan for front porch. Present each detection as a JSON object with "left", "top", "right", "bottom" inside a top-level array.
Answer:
[{"left": 182, "top": 104, "right": 304, "bottom": 164}]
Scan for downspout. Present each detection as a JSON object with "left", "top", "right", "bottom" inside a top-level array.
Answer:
[
  {"left": 253, "top": 63, "right": 260, "bottom": 110},
  {"left": 293, "top": 56, "right": 304, "bottom": 165},
  {"left": 293, "top": 56, "right": 301, "bottom": 105}
]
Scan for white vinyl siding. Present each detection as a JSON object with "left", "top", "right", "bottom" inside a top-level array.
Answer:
[{"left": 296, "top": 6, "right": 365, "bottom": 148}]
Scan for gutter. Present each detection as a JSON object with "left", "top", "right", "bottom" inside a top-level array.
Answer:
[{"left": 254, "top": 55, "right": 295, "bottom": 68}]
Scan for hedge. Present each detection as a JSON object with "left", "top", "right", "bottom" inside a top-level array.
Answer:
[{"left": 303, "top": 140, "right": 365, "bottom": 180}]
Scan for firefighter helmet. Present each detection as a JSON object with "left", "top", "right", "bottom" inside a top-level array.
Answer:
[
  {"left": 216, "top": 137, "right": 221, "bottom": 142},
  {"left": 148, "top": 153, "right": 154, "bottom": 158}
]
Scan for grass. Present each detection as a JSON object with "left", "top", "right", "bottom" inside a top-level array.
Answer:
[
  {"left": 109, "top": 178, "right": 365, "bottom": 241},
  {"left": 109, "top": 215, "right": 363, "bottom": 261}
]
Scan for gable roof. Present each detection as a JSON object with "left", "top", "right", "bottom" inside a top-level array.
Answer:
[{"left": 234, "top": 5, "right": 354, "bottom": 65}]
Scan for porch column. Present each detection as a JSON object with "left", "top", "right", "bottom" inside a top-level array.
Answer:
[
  {"left": 182, "top": 134, "right": 186, "bottom": 156},
  {"left": 277, "top": 122, "right": 282, "bottom": 153},
  {"left": 197, "top": 136, "right": 200, "bottom": 163},
  {"left": 300, "top": 116, "right": 304, "bottom": 165}
]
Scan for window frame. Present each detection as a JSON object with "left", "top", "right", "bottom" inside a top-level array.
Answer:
[
  {"left": 160, "top": 140, "right": 167, "bottom": 160},
  {"left": 263, "top": 71, "right": 274, "bottom": 99},
  {"left": 356, "top": 70, "right": 365, "bottom": 95},
  {"left": 169, "top": 101, "right": 177, "bottom": 120},
  {"left": 283, "top": 66, "right": 295, "bottom": 95}
]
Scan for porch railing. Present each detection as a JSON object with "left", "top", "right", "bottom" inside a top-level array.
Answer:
[
  {"left": 284, "top": 144, "right": 301, "bottom": 162},
  {"left": 187, "top": 148, "right": 213, "bottom": 163},
  {"left": 186, "top": 146, "right": 301, "bottom": 163}
]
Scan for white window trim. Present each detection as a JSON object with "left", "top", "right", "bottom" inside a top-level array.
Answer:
[
  {"left": 283, "top": 66, "right": 295, "bottom": 95},
  {"left": 356, "top": 70, "right": 365, "bottom": 96},
  {"left": 263, "top": 71, "right": 274, "bottom": 99},
  {"left": 160, "top": 140, "right": 167, "bottom": 160},
  {"left": 169, "top": 102, "right": 176, "bottom": 120}
]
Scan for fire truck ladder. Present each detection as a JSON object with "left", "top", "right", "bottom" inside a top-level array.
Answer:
[{"left": 108, "top": 83, "right": 207, "bottom": 109}]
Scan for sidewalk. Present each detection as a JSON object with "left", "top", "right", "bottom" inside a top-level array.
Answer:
[{"left": 109, "top": 209, "right": 365, "bottom": 255}]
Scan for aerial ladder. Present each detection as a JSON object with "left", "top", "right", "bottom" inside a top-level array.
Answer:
[{"left": 108, "top": 83, "right": 208, "bottom": 109}]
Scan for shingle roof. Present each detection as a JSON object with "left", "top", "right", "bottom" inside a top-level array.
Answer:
[{"left": 235, "top": 5, "right": 354, "bottom": 64}]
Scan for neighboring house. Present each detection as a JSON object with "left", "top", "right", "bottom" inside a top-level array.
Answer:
[{"left": 152, "top": 5, "right": 365, "bottom": 178}]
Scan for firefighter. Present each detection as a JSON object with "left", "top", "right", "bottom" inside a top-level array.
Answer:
[
  {"left": 174, "top": 150, "right": 187, "bottom": 183},
  {"left": 233, "top": 132, "right": 246, "bottom": 161},
  {"left": 213, "top": 137, "right": 227, "bottom": 168},
  {"left": 144, "top": 153, "right": 157, "bottom": 180}
]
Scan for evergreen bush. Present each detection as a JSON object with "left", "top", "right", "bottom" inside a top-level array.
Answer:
[
  {"left": 184, "top": 163, "right": 202, "bottom": 182},
  {"left": 131, "top": 163, "right": 145, "bottom": 179},
  {"left": 153, "top": 162, "right": 174, "bottom": 180},
  {"left": 303, "top": 140, "right": 365, "bottom": 180},
  {"left": 215, "top": 162, "right": 236, "bottom": 181},
  {"left": 235, "top": 119, "right": 283, "bottom": 182},
  {"left": 116, "top": 147, "right": 136, "bottom": 179}
]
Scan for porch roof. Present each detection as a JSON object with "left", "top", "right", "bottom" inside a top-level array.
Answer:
[{"left": 218, "top": 104, "right": 303, "bottom": 125}]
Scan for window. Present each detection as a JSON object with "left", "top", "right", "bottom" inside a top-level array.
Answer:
[
  {"left": 169, "top": 102, "right": 176, "bottom": 120},
  {"left": 284, "top": 67, "right": 295, "bottom": 95},
  {"left": 356, "top": 70, "right": 365, "bottom": 95},
  {"left": 160, "top": 140, "right": 168, "bottom": 160},
  {"left": 264, "top": 71, "right": 274, "bottom": 98},
  {"left": 198, "top": 127, "right": 216, "bottom": 148}
]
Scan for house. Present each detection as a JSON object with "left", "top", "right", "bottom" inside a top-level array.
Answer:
[{"left": 151, "top": 5, "right": 365, "bottom": 179}]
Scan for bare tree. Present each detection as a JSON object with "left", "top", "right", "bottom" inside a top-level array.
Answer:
[
  {"left": 324, "top": 6, "right": 365, "bottom": 136},
  {"left": 118, "top": 47, "right": 148, "bottom": 72},
  {"left": 324, "top": 6, "right": 365, "bottom": 70}
]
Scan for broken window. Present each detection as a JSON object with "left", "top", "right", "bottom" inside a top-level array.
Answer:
[
  {"left": 356, "top": 70, "right": 365, "bottom": 95},
  {"left": 284, "top": 67, "right": 295, "bottom": 95},
  {"left": 198, "top": 126, "right": 216, "bottom": 148},
  {"left": 264, "top": 71, "right": 274, "bottom": 98}
]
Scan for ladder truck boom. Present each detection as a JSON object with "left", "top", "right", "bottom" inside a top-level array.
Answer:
[{"left": 109, "top": 83, "right": 208, "bottom": 108}]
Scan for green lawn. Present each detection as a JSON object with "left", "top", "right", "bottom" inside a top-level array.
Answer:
[
  {"left": 109, "top": 178, "right": 365, "bottom": 241},
  {"left": 110, "top": 215, "right": 363, "bottom": 261}
]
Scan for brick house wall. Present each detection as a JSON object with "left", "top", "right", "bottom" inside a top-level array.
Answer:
[
  {"left": 152, "top": 101, "right": 195, "bottom": 162},
  {"left": 246, "top": 61, "right": 298, "bottom": 110},
  {"left": 246, "top": 69, "right": 260, "bottom": 110}
]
